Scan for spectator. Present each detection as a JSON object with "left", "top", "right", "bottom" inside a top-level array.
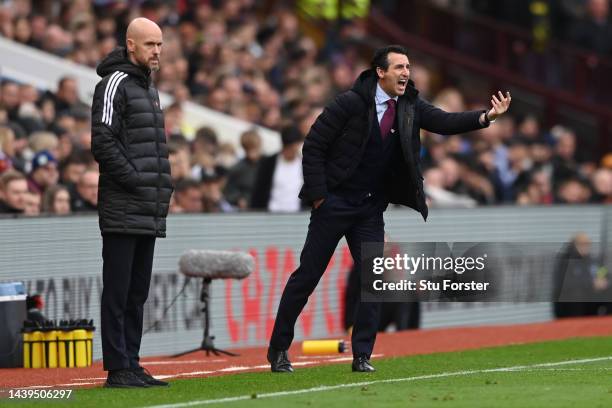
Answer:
[
  {"left": 432, "top": 87, "right": 466, "bottom": 113},
  {"left": 590, "top": 168, "right": 612, "bottom": 203},
  {"left": 553, "top": 233, "right": 608, "bottom": 317},
  {"left": 201, "top": 167, "right": 233, "bottom": 213},
  {"left": 4, "top": 123, "right": 28, "bottom": 172},
  {"left": 28, "top": 131, "right": 59, "bottom": 159},
  {"left": 0, "top": 170, "right": 27, "bottom": 214},
  {"left": 500, "top": 141, "right": 532, "bottom": 201},
  {"left": 424, "top": 167, "right": 477, "bottom": 208},
  {"left": 173, "top": 178, "right": 203, "bottom": 213},
  {"left": 13, "top": 16, "right": 32, "bottom": 45},
  {"left": 0, "top": 126, "right": 16, "bottom": 160},
  {"left": 551, "top": 126, "right": 579, "bottom": 185},
  {"left": 19, "top": 84, "right": 39, "bottom": 105},
  {"left": 0, "top": 151, "right": 11, "bottom": 174},
  {"left": 216, "top": 142, "right": 238, "bottom": 169},
  {"left": 569, "top": 0, "right": 612, "bottom": 55},
  {"left": 71, "top": 169, "right": 98, "bottom": 212},
  {"left": 42, "top": 184, "right": 71, "bottom": 215},
  {"left": 27, "top": 150, "right": 59, "bottom": 195},
  {"left": 59, "top": 150, "right": 91, "bottom": 186},
  {"left": 250, "top": 126, "right": 304, "bottom": 212},
  {"left": 53, "top": 76, "right": 88, "bottom": 115},
  {"left": 1, "top": 80, "right": 20, "bottom": 120},
  {"left": 191, "top": 126, "right": 219, "bottom": 182},
  {"left": 297, "top": 107, "right": 323, "bottom": 139},
  {"left": 23, "top": 191, "right": 41, "bottom": 216},
  {"left": 168, "top": 143, "right": 192, "bottom": 183},
  {"left": 556, "top": 177, "right": 592, "bottom": 203},
  {"left": 409, "top": 65, "right": 432, "bottom": 99},
  {"left": 163, "top": 102, "right": 185, "bottom": 139},
  {"left": 223, "top": 129, "right": 262, "bottom": 209},
  {"left": 25, "top": 294, "right": 46, "bottom": 324},
  {"left": 515, "top": 114, "right": 544, "bottom": 144}
]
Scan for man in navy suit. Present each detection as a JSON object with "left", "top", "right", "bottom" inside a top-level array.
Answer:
[{"left": 267, "top": 45, "right": 511, "bottom": 372}]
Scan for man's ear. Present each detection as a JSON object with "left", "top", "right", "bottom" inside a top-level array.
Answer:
[
  {"left": 126, "top": 38, "right": 135, "bottom": 53},
  {"left": 376, "top": 67, "right": 385, "bottom": 79}
]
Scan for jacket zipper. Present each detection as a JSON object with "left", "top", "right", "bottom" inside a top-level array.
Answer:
[{"left": 147, "top": 87, "right": 161, "bottom": 234}]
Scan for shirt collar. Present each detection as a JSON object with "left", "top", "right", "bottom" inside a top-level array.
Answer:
[{"left": 375, "top": 82, "right": 398, "bottom": 105}]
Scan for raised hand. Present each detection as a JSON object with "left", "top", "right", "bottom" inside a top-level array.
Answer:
[{"left": 488, "top": 91, "right": 511, "bottom": 121}]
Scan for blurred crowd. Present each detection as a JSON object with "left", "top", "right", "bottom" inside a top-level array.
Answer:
[
  {"left": 0, "top": 0, "right": 369, "bottom": 131},
  {"left": 417, "top": 88, "right": 612, "bottom": 208},
  {"left": 435, "top": 0, "right": 612, "bottom": 57},
  {"left": 0, "top": 0, "right": 610, "bottom": 217}
]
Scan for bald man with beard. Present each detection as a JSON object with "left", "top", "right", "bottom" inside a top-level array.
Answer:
[{"left": 91, "top": 18, "right": 172, "bottom": 388}]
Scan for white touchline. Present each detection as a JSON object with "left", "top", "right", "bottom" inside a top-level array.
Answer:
[
  {"left": 57, "top": 382, "right": 100, "bottom": 387},
  {"left": 143, "top": 359, "right": 228, "bottom": 365},
  {"left": 141, "top": 356, "right": 612, "bottom": 408},
  {"left": 296, "top": 354, "right": 383, "bottom": 360},
  {"left": 20, "top": 359, "right": 324, "bottom": 389}
]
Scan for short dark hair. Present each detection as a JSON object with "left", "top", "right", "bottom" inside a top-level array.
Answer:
[
  {"left": 280, "top": 126, "right": 303, "bottom": 147},
  {"left": 175, "top": 178, "right": 200, "bottom": 193},
  {"left": 194, "top": 126, "right": 218, "bottom": 146},
  {"left": 61, "top": 150, "right": 93, "bottom": 167},
  {"left": 58, "top": 76, "right": 75, "bottom": 89},
  {"left": 1, "top": 79, "right": 18, "bottom": 88},
  {"left": 371, "top": 45, "right": 409, "bottom": 71}
]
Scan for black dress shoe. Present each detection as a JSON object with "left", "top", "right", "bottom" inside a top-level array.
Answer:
[
  {"left": 267, "top": 347, "right": 294, "bottom": 373},
  {"left": 132, "top": 367, "right": 169, "bottom": 387},
  {"left": 104, "top": 369, "right": 150, "bottom": 388},
  {"left": 352, "top": 356, "right": 376, "bottom": 372}
]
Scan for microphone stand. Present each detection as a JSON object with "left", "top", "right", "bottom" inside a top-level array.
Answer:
[{"left": 172, "top": 278, "right": 238, "bottom": 357}]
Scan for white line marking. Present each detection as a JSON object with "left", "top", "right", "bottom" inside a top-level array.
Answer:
[
  {"left": 513, "top": 367, "right": 612, "bottom": 372},
  {"left": 57, "top": 382, "right": 101, "bottom": 387},
  {"left": 217, "top": 366, "right": 260, "bottom": 373},
  {"left": 296, "top": 354, "right": 383, "bottom": 360},
  {"left": 170, "top": 371, "right": 214, "bottom": 378},
  {"left": 142, "top": 356, "right": 612, "bottom": 408},
  {"left": 143, "top": 359, "right": 228, "bottom": 365},
  {"left": 24, "top": 361, "right": 321, "bottom": 388}
]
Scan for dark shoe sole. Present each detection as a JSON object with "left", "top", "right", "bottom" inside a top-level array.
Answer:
[
  {"left": 270, "top": 367, "right": 294, "bottom": 373},
  {"left": 352, "top": 363, "right": 376, "bottom": 372}
]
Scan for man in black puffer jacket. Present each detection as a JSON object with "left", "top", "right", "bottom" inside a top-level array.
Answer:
[
  {"left": 91, "top": 17, "right": 172, "bottom": 388},
  {"left": 267, "top": 45, "right": 512, "bottom": 373}
]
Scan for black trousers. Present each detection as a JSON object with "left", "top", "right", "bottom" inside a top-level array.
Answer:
[
  {"left": 101, "top": 233, "right": 156, "bottom": 371},
  {"left": 270, "top": 193, "right": 386, "bottom": 358}
]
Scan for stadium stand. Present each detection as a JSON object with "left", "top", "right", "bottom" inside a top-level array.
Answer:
[{"left": 0, "top": 0, "right": 610, "bottom": 217}]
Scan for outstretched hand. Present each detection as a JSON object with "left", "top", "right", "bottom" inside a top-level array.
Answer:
[{"left": 487, "top": 91, "right": 511, "bottom": 121}]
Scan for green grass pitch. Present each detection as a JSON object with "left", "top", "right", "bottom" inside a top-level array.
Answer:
[{"left": 6, "top": 337, "right": 612, "bottom": 407}]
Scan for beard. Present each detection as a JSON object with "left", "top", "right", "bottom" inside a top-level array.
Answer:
[
  {"left": 149, "top": 59, "right": 160, "bottom": 72},
  {"left": 131, "top": 51, "right": 160, "bottom": 72}
]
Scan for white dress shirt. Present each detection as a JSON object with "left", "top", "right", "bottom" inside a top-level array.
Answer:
[
  {"left": 375, "top": 83, "right": 398, "bottom": 124},
  {"left": 267, "top": 155, "right": 303, "bottom": 213}
]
